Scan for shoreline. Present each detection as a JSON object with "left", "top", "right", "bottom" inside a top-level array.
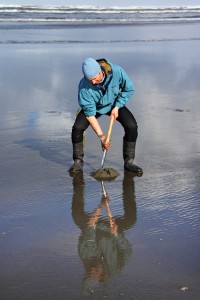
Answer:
[
  {"left": 0, "top": 22, "right": 200, "bottom": 46},
  {"left": 1, "top": 19, "right": 200, "bottom": 26}
]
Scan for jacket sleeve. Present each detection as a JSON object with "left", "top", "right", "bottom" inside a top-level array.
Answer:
[
  {"left": 78, "top": 87, "right": 96, "bottom": 117},
  {"left": 114, "top": 66, "right": 135, "bottom": 109}
]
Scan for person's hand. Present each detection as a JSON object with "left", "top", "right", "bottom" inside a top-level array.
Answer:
[
  {"left": 101, "top": 137, "right": 110, "bottom": 151},
  {"left": 111, "top": 106, "right": 119, "bottom": 120},
  {"left": 99, "top": 134, "right": 110, "bottom": 151}
]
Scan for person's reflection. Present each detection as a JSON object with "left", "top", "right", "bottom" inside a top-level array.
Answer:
[{"left": 71, "top": 171, "right": 137, "bottom": 295}]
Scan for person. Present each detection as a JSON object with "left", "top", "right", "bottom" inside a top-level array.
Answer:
[{"left": 69, "top": 57, "right": 142, "bottom": 175}]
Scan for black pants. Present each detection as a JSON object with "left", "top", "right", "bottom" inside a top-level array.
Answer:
[{"left": 71, "top": 106, "right": 138, "bottom": 144}]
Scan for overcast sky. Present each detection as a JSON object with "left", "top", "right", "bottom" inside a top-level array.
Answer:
[{"left": 1, "top": 0, "right": 200, "bottom": 7}]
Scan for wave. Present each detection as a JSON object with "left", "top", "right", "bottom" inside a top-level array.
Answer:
[
  {"left": 0, "top": 17, "right": 200, "bottom": 24},
  {"left": 0, "top": 5, "right": 200, "bottom": 25},
  {"left": 1, "top": 37, "right": 199, "bottom": 45}
]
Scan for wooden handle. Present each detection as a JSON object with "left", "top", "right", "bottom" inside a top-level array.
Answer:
[{"left": 105, "top": 115, "right": 115, "bottom": 144}]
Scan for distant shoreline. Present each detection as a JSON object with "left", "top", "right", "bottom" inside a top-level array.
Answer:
[
  {"left": 0, "top": 20, "right": 200, "bottom": 28},
  {"left": 1, "top": 21, "right": 200, "bottom": 45},
  {"left": 0, "top": 5, "right": 200, "bottom": 25}
]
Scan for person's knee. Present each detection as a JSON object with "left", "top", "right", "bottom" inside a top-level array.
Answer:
[
  {"left": 72, "top": 125, "right": 85, "bottom": 143},
  {"left": 125, "top": 121, "right": 138, "bottom": 132},
  {"left": 124, "top": 121, "right": 138, "bottom": 142}
]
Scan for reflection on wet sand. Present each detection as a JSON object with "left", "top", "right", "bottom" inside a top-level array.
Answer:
[{"left": 71, "top": 171, "right": 137, "bottom": 295}]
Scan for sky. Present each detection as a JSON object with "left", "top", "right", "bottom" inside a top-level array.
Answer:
[{"left": 1, "top": 0, "right": 200, "bottom": 7}]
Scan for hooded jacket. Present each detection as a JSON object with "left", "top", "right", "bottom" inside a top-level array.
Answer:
[{"left": 78, "top": 58, "right": 135, "bottom": 117}]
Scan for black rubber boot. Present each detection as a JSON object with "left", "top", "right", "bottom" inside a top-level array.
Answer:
[
  {"left": 123, "top": 140, "right": 143, "bottom": 176},
  {"left": 68, "top": 142, "right": 84, "bottom": 174}
]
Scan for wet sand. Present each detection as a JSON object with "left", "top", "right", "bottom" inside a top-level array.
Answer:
[{"left": 0, "top": 23, "right": 200, "bottom": 299}]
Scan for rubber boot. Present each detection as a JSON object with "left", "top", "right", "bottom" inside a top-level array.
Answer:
[
  {"left": 123, "top": 140, "right": 143, "bottom": 176},
  {"left": 68, "top": 142, "right": 84, "bottom": 174}
]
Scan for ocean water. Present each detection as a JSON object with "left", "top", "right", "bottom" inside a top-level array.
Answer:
[
  {"left": 0, "top": 5, "right": 200, "bottom": 25},
  {"left": 0, "top": 5, "right": 200, "bottom": 46}
]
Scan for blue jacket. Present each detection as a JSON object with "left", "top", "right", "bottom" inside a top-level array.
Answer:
[{"left": 78, "top": 58, "right": 134, "bottom": 116}]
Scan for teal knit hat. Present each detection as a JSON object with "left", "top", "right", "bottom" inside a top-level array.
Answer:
[{"left": 82, "top": 58, "right": 101, "bottom": 79}]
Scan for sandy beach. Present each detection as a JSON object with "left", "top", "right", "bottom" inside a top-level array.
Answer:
[{"left": 0, "top": 22, "right": 200, "bottom": 299}]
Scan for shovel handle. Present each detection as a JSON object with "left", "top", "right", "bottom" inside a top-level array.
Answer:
[
  {"left": 105, "top": 115, "right": 115, "bottom": 144},
  {"left": 100, "top": 115, "right": 115, "bottom": 168}
]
